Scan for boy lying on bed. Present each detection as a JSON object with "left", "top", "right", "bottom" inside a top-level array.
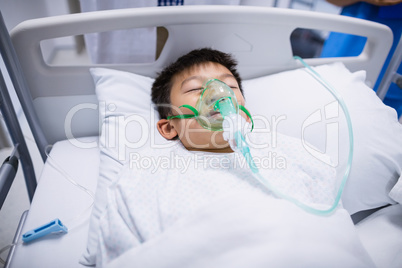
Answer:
[{"left": 95, "top": 48, "right": 375, "bottom": 267}]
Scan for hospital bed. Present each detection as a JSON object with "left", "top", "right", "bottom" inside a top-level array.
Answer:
[{"left": 1, "top": 5, "right": 402, "bottom": 267}]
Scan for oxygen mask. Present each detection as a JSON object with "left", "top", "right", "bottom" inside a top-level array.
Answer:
[{"left": 167, "top": 79, "right": 254, "bottom": 131}]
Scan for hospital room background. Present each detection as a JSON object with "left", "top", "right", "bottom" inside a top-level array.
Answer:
[{"left": 0, "top": 0, "right": 401, "bottom": 266}]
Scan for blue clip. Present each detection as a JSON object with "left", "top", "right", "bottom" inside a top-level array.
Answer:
[{"left": 22, "top": 218, "right": 68, "bottom": 243}]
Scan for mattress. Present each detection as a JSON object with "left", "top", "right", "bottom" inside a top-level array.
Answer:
[
  {"left": 9, "top": 137, "right": 99, "bottom": 268},
  {"left": 356, "top": 204, "right": 402, "bottom": 268}
]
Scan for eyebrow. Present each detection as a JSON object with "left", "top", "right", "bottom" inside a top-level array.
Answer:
[
  {"left": 180, "top": 73, "right": 236, "bottom": 90},
  {"left": 180, "top": 75, "right": 203, "bottom": 89}
]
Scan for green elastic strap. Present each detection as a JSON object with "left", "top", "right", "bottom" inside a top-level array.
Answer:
[
  {"left": 167, "top": 105, "right": 198, "bottom": 120},
  {"left": 239, "top": 105, "right": 254, "bottom": 132}
]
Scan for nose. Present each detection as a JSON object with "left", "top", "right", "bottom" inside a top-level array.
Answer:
[
  {"left": 213, "top": 97, "right": 229, "bottom": 110},
  {"left": 214, "top": 97, "right": 236, "bottom": 118}
]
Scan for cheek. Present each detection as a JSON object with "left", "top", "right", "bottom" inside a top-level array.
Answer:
[
  {"left": 188, "top": 119, "right": 203, "bottom": 129},
  {"left": 174, "top": 119, "right": 203, "bottom": 137},
  {"left": 236, "top": 93, "right": 245, "bottom": 106},
  {"left": 171, "top": 94, "right": 200, "bottom": 110},
  {"left": 187, "top": 119, "right": 215, "bottom": 137}
]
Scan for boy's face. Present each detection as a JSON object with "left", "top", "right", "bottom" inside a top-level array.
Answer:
[{"left": 157, "top": 62, "right": 246, "bottom": 152}]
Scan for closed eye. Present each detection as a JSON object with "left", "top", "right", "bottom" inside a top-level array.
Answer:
[{"left": 186, "top": 88, "right": 203, "bottom": 93}]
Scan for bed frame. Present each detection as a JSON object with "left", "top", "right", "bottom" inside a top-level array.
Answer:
[
  {"left": 1, "top": 5, "right": 394, "bottom": 267},
  {"left": 9, "top": 5, "right": 392, "bottom": 160}
]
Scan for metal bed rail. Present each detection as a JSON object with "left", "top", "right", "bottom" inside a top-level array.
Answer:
[
  {"left": 0, "top": 10, "right": 37, "bottom": 265},
  {"left": 4, "top": 210, "right": 28, "bottom": 268},
  {"left": 0, "top": 11, "right": 38, "bottom": 203},
  {"left": 0, "top": 146, "right": 19, "bottom": 210},
  {"left": 377, "top": 33, "right": 402, "bottom": 100}
]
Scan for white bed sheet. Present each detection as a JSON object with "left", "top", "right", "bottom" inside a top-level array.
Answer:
[
  {"left": 6, "top": 137, "right": 402, "bottom": 268},
  {"left": 356, "top": 204, "right": 402, "bottom": 268},
  {"left": 105, "top": 192, "right": 376, "bottom": 268},
  {"left": 9, "top": 137, "right": 99, "bottom": 268}
]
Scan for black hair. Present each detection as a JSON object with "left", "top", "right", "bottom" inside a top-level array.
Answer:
[{"left": 151, "top": 48, "right": 243, "bottom": 119}]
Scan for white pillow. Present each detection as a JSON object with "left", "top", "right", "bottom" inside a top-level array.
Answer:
[
  {"left": 389, "top": 175, "right": 402, "bottom": 204},
  {"left": 356, "top": 204, "right": 402, "bottom": 267},
  {"left": 81, "top": 63, "right": 402, "bottom": 265}
]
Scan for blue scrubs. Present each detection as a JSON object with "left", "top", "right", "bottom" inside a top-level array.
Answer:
[{"left": 321, "top": 2, "right": 402, "bottom": 117}]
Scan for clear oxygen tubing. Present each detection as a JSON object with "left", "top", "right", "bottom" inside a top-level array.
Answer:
[
  {"left": 223, "top": 57, "right": 354, "bottom": 215},
  {"left": 294, "top": 56, "right": 354, "bottom": 214},
  {"left": 43, "top": 145, "right": 95, "bottom": 229},
  {"left": 0, "top": 145, "right": 95, "bottom": 262}
]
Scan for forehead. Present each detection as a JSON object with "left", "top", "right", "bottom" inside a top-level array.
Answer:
[{"left": 172, "top": 62, "right": 234, "bottom": 85}]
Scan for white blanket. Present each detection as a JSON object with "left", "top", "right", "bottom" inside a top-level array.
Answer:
[
  {"left": 105, "top": 193, "right": 375, "bottom": 268},
  {"left": 96, "top": 133, "right": 374, "bottom": 267}
]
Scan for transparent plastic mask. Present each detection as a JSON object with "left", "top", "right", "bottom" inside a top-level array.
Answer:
[
  {"left": 196, "top": 79, "right": 239, "bottom": 131},
  {"left": 167, "top": 79, "right": 253, "bottom": 131}
]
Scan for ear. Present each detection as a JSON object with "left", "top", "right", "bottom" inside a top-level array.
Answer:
[{"left": 157, "top": 119, "right": 178, "bottom": 140}]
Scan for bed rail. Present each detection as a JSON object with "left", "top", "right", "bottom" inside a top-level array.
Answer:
[
  {"left": 0, "top": 148, "right": 19, "bottom": 209},
  {"left": 0, "top": 12, "right": 37, "bottom": 201},
  {"left": 9, "top": 6, "right": 393, "bottom": 159},
  {"left": 377, "top": 33, "right": 402, "bottom": 100}
]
